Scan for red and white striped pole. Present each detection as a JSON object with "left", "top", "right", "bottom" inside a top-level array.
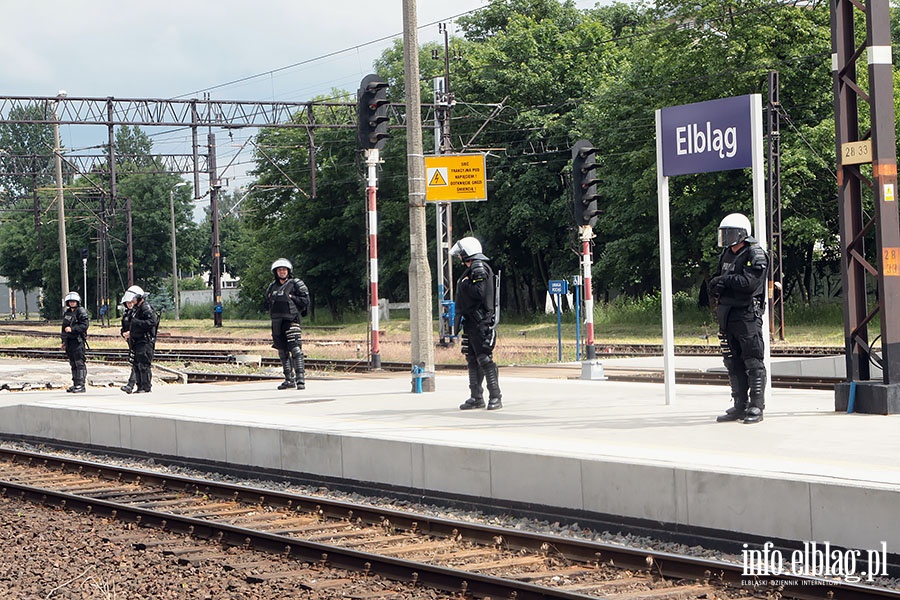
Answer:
[
  {"left": 581, "top": 225, "right": 596, "bottom": 359},
  {"left": 366, "top": 148, "right": 381, "bottom": 369}
]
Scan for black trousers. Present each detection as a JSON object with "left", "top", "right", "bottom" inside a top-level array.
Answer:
[
  {"left": 65, "top": 340, "right": 86, "bottom": 385},
  {"left": 133, "top": 339, "right": 154, "bottom": 391}
]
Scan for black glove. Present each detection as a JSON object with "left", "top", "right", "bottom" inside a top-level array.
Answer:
[{"left": 708, "top": 276, "right": 726, "bottom": 297}]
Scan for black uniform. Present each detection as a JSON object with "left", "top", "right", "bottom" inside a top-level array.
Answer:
[
  {"left": 266, "top": 277, "right": 310, "bottom": 389},
  {"left": 61, "top": 303, "right": 90, "bottom": 392},
  {"left": 120, "top": 305, "right": 137, "bottom": 392},
  {"left": 455, "top": 257, "right": 502, "bottom": 409},
  {"left": 709, "top": 237, "right": 768, "bottom": 423},
  {"left": 129, "top": 299, "right": 157, "bottom": 393}
]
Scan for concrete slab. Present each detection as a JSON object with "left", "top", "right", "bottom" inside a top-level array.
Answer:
[{"left": 1, "top": 356, "right": 899, "bottom": 555}]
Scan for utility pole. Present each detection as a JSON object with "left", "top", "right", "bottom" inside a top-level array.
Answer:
[
  {"left": 53, "top": 91, "right": 69, "bottom": 299},
  {"left": 170, "top": 181, "right": 189, "bottom": 320},
  {"left": 209, "top": 132, "right": 223, "bottom": 327},
  {"left": 403, "top": 0, "right": 436, "bottom": 390},
  {"left": 126, "top": 196, "right": 134, "bottom": 285}
]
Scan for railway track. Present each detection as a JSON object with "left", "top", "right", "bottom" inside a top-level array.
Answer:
[
  {"left": 0, "top": 346, "right": 846, "bottom": 388},
  {"left": 2, "top": 447, "right": 894, "bottom": 599},
  {"left": 0, "top": 325, "right": 847, "bottom": 357}
]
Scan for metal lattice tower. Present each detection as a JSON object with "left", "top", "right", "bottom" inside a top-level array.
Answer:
[
  {"left": 831, "top": 0, "right": 900, "bottom": 413},
  {"left": 766, "top": 71, "right": 785, "bottom": 341}
]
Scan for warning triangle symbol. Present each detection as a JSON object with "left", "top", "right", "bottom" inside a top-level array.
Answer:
[{"left": 429, "top": 170, "right": 448, "bottom": 186}]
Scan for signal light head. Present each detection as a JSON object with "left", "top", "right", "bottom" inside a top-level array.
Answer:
[
  {"left": 571, "top": 139, "right": 601, "bottom": 228},
  {"left": 358, "top": 74, "right": 390, "bottom": 150}
]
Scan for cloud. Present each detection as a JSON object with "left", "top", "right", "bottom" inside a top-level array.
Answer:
[{"left": 1, "top": 0, "right": 490, "bottom": 100}]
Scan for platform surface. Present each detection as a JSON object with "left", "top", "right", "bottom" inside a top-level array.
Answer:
[{"left": 1, "top": 355, "right": 898, "bottom": 555}]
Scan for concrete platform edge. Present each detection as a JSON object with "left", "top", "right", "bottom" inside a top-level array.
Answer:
[{"left": 1, "top": 403, "right": 897, "bottom": 553}]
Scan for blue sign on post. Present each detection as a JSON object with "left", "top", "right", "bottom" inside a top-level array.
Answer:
[
  {"left": 549, "top": 279, "right": 568, "bottom": 361},
  {"left": 549, "top": 279, "right": 568, "bottom": 295},
  {"left": 660, "top": 95, "right": 753, "bottom": 177}
]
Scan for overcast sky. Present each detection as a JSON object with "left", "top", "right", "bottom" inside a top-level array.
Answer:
[
  {"left": 1, "top": 0, "right": 603, "bottom": 191},
  {"left": 1, "top": 0, "right": 503, "bottom": 100}
]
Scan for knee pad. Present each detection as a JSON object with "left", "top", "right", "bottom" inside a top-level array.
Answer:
[
  {"left": 744, "top": 357, "right": 765, "bottom": 371},
  {"left": 476, "top": 353, "right": 494, "bottom": 369},
  {"left": 286, "top": 324, "right": 302, "bottom": 345}
]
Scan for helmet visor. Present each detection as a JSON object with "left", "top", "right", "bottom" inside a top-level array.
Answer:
[{"left": 718, "top": 227, "right": 747, "bottom": 248}]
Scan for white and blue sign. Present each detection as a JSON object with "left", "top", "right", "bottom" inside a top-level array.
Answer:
[
  {"left": 659, "top": 95, "right": 753, "bottom": 177},
  {"left": 549, "top": 279, "right": 568, "bottom": 295}
]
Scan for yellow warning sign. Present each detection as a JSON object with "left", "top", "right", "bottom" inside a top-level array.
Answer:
[
  {"left": 429, "top": 168, "right": 448, "bottom": 187},
  {"left": 424, "top": 153, "right": 487, "bottom": 202}
]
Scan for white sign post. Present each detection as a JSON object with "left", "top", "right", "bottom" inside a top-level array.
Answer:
[{"left": 656, "top": 94, "right": 770, "bottom": 405}]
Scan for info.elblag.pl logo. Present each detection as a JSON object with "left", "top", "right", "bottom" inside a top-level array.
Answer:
[{"left": 743, "top": 541, "right": 889, "bottom": 583}]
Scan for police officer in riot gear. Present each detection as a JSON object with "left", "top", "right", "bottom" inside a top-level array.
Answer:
[
  {"left": 266, "top": 258, "right": 310, "bottom": 390},
  {"left": 61, "top": 291, "right": 89, "bottom": 393},
  {"left": 119, "top": 292, "right": 138, "bottom": 393},
  {"left": 451, "top": 237, "right": 502, "bottom": 410},
  {"left": 708, "top": 213, "right": 768, "bottom": 424},
  {"left": 123, "top": 285, "right": 157, "bottom": 393}
]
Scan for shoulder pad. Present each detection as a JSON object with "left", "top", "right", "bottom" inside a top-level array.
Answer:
[
  {"left": 749, "top": 244, "right": 768, "bottom": 269},
  {"left": 469, "top": 260, "right": 488, "bottom": 281},
  {"left": 293, "top": 279, "right": 309, "bottom": 293}
]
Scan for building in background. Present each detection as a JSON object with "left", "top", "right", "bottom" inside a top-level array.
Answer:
[
  {"left": 0, "top": 277, "right": 41, "bottom": 318},
  {"left": 179, "top": 270, "right": 240, "bottom": 307}
]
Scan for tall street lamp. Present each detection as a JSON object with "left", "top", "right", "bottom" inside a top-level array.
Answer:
[
  {"left": 170, "top": 181, "right": 190, "bottom": 320},
  {"left": 53, "top": 90, "right": 69, "bottom": 300}
]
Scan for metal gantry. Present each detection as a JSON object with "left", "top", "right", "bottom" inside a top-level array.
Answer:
[
  {"left": 0, "top": 94, "right": 442, "bottom": 326},
  {"left": 831, "top": 0, "right": 900, "bottom": 413},
  {"left": 0, "top": 95, "right": 393, "bottom": 326}
]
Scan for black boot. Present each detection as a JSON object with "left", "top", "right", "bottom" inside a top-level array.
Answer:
[
  {"left": 744, "top": 368, "right": 766, "bottom": 424},
  {"left": 291, "top": 346, "right": 306, "bottom": 390},
  {"left": 277, "top": 349, "right": 294, "bottom": 390},
  {"left": 478, "top": 354, "right": 502, "bottom": 410},
  {"left": 717, "top": 369, "right": 748, "bottom": 422},
  {"left": 459, "top": 397, "right": 486, "bottom": 410},
  {"left": 67, "top": 364, "right": 78, "bottom": 392},
  {"left": 70, "top": 368, "right": 86, "bottom": 393},
  {"left": 122, "top": 366, "right": 137, "bottom": 393},
  {"left": 459, "top": 355, "right": 485, "bottom": 409},
  {"left": 716, "top": 399, "right": 748, "bottom": 422}
]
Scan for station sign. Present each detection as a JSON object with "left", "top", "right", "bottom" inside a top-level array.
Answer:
[
  {"left": 424, "top": 153, "right": 487, "bottom": 202},
  {"left": 659, "top": 95, "right": 753, "bottom": 177},
  {"left": 548, "top": 279, "right": 569, "bottom": 295}
]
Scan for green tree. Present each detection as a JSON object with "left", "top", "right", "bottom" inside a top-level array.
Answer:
[
  {"left": 237, "top": 93, "right": 374, "bottom": 319},
  {"left": 445, "top": 0, "right": 627, "bottom": 312},
  {"left": 593, "top": 0, "right": 834, "bottom": 301},
  {"left": 82, "top": 126, "right": 204, "bottom": 306},
  {"left": 0, "top": 103, "right": 55, "bottom": 315}
]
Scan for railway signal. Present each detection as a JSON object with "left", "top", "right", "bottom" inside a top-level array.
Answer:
[
  {"left": 572, "top": 139, "right": 601, "bottom": 227},
  {"left": 357, "top": 74, "right": 389, "bottom": 150}
]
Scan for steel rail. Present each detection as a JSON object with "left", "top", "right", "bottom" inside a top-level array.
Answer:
[
  {"left": 2, "top": 448, "right": 897, "bottom": 600},
  {"left": 0, "top": 326, "right": 849, "bottom": 356}
]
